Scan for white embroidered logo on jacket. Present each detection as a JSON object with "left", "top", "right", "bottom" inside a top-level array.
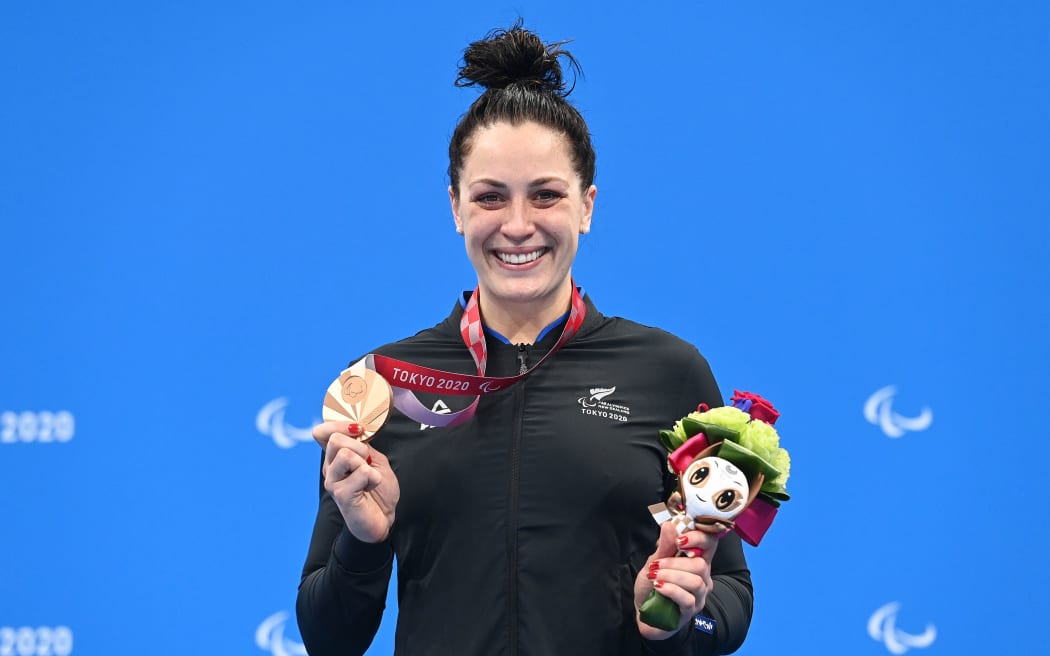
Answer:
[{"left": 577, "top": 386, "right": 631, "bottom": 422}]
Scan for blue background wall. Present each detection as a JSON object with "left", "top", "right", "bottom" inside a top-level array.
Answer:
[{"left": 2, "top": 1, "right": 1048, "bottom": 655}]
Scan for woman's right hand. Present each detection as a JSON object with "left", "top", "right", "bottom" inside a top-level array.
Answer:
[{"left": 314, "top": 421, "right": 400, "bottom": 543}]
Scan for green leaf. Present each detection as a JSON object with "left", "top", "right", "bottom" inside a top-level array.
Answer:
[
  {"left": 760, "top": 472, "right": 790, "bottom": 499},
  {"left": 638, "top": 589, "right": 681, "bottom": 631},
  {"left": 679, "top": 417, "right": 705, "bottom": 438},
  {"left": 681, "top": 418, "right": 738, "bottom": 444},
  {"left": 717, "top": 438, "right": 781, "bottom": 482},
  {"left": 658, "top": 429, "right": 679, "bottom": 453},
  {"left": 757, "top": 493, "right": 781, "bottom": 508}
]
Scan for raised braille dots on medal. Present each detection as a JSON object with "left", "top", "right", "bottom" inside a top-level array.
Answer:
[{"left": 322, "top": 361, "right": 393, "bottom": 442}]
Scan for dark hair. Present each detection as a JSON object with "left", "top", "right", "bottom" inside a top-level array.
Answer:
[{"left": 448, "top": 20, "right": 596, "bottom": 195}]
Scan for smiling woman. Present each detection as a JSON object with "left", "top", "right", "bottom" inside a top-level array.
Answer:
[
  {"left": 446, "top": 24, "right": 597, "bottom": 346},
  {"left": 297, "top": 20, "right": 753, "bottom": 656},
  {"left": 450, "top": 121, "right": 595, "bottom": 345}
]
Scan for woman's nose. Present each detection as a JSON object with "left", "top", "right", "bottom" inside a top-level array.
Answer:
[{"left": 500, "top": 199, "right": 535, "bottom": 239}]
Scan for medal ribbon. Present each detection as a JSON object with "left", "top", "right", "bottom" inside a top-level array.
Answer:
[{"left": 365, "top": 284, "right": 586, "bottom": 427}]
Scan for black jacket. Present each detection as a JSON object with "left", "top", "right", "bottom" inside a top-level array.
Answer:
[{"left": 297, "top": 293, "right": 753, "bottom": 655}]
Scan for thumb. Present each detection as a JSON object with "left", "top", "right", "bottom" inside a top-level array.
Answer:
[
  {"left": 362, "top": 458, "right": 384, "bottom": 492},
  {"left": 653, "top": 520, "right": 682, "bottom": 560}
]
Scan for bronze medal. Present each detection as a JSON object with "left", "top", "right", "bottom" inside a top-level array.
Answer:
[{"left": 322, "top": 362, "right": 393, "bottom": 442}]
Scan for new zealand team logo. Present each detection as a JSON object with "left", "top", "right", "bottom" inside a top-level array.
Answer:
[
  {"left": 578, "top": 387, "right": 615, "bottom": 407},
  {"left": 577, "top": 386, "right": 630, "bottom": 422}
]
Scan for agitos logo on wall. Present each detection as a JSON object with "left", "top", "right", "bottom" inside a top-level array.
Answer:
[
  {"left": 864, "top": 386, "right": 933, "bottom": 439},
  {"left": 256, "top": 611, "right": 307, "bottom": 656},
  {"left": 868, "top": 601, "right": 936, "bottom": 654},
  {"left": 256, "top": 398, "right": 316, "bottom": 449}
]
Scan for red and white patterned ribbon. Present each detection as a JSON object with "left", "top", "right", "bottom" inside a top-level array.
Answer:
[{"left": 363, "top": 284, "right": 586, "bottom": 427}]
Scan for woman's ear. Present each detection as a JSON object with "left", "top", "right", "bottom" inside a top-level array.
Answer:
[
  {"left": 580, "top": 184, "right": 597, "bottom": 234},
  {"left": 449, "top": 185, "right": 464, "bottom": 234}
]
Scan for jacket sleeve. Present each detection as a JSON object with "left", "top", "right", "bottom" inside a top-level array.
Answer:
[
  {"left": 643, "top": 350, "right": 755, "bottom": 655},
  {"left": 641, "top": 531, "right": 754, "bottom": 655},
  {"left": 296, "top": 450, "right": 394, "bottom": 656}
]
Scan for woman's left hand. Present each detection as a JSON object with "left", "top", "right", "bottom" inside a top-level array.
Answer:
[{"left": 634, "top": 520, "right": 720, "bottom": 640}]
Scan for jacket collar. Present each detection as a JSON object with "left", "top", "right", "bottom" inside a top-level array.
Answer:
[{"left": 439, "top": 287, "right": 605, "bottom": 347}]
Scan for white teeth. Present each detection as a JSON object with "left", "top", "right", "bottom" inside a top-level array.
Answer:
[{"left": 496, "top": 249, "right": 544, "bottom": 265}]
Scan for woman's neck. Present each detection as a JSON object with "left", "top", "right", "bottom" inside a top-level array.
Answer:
[{"left": 478, "top": 285, "right": 573, "bottom": 346}]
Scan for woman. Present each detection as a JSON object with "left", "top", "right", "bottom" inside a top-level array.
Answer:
[{"left": 297, "top": 23, "right": 753, "bottom": 656}]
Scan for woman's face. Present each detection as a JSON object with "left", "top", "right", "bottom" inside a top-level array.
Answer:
[{"left": 449, "top": 121, "right": 596, "bottom": 318}]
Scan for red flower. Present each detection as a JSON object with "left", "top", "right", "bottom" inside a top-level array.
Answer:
[{"left": 731, "top": 390, "right": 780, "bottom": 425}]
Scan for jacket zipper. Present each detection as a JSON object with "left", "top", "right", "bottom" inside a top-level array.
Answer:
[
  {"left": 508, "top": 343, "right": 528, "bottom": 655},
  {"left": 516, "top": 343, "right": 529, "bottom": 375}
]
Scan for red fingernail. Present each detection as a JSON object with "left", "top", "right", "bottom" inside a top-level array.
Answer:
[
  {"left": 687, "top": 548, "right": 705, "bottom": 558},
  {"left": 649, "top": 560, "right": 660, "bottom": 571},
  {"left": 677, "top": 536, "right": 688, "bottom": 547},
  {"left": 347, "top": 422, "right": 363, "bottom": 438},
  {"left": 654, "top": 580, "right": 665, "bottom": 589},
  {"left": 366, "top": 455, "right": 373, "bottom": 466}
]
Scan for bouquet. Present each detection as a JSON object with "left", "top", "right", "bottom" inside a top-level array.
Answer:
[{"left": 638, "top": 391, "right": 792, "bottom": 631}]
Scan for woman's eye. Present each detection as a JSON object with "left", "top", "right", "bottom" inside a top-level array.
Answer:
[
  {"left": 476, "top": 193, "right": 501, "bottom": 204},
  {"left": 535, "top": 190, "right": 561, "bottom": 202}
]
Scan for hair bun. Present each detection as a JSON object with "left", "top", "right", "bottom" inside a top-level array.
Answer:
[{"left": 455, "top": 20, "right": 578, "bottom": 96}]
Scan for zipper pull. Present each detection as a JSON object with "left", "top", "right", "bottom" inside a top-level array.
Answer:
[{"left": 516, "top": 343, "right": 528, "bottom": 375}]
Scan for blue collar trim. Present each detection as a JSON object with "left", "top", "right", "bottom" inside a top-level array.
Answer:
[
  {"left": 457, "top": 287, "right": 585, "bottom": 345},
  {"left": 484, "top": 311, "right": 569, "bottom": 345}
]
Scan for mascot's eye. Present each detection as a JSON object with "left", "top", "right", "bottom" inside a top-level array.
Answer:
[
  {"left": 715, "top": 489, "right": 739, "bottom": 511},
  {"left": 689, "top": 466, "right": 710, "bottom": 486}
]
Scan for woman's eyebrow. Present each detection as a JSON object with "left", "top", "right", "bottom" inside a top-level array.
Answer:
[
  {"left": 529, "top": 176, "right": 569, "bottom": 187},
  {"left": 467, "top": 176, "right": 569, "bottom": 188},
  {"left": 468, "top": 178, "right": 508, "bottom": 188}
]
